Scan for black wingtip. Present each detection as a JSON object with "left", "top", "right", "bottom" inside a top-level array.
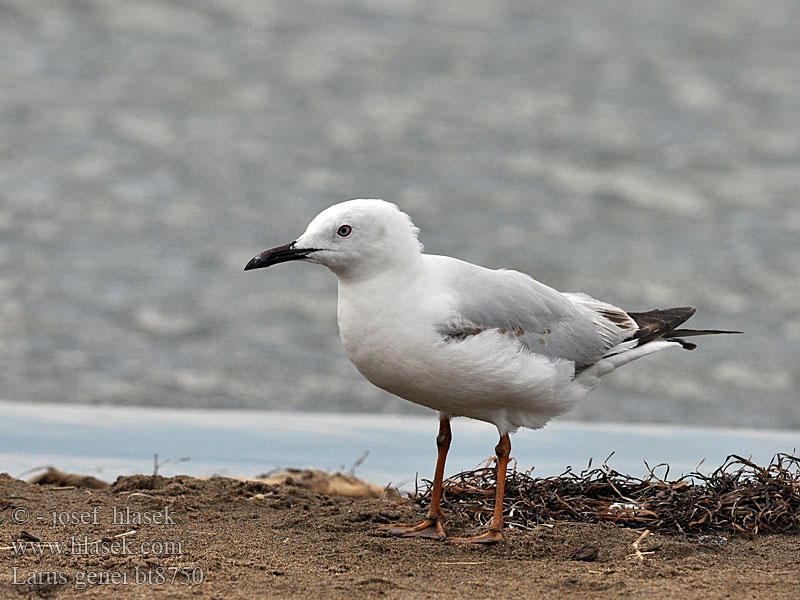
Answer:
[
  {"left": 669, "top": 328, "right": 743, "bottom": 337},
  {"left": 665, "top": 337, "right": 698, "bottom": 350},
  {"left": 628, "top": 307, "right": 697, "bottom": 346}
]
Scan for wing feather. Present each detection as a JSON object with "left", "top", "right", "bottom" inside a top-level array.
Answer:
[{"left": 426, "top": 255, "right": 636, "bottom": 367}]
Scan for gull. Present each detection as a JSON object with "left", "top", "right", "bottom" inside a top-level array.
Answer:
[{"left": 245, "top": 199, "right": 738, "bottom": 543}]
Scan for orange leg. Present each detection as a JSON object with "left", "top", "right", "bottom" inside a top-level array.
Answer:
[
  {"left": 450, "top": 433, "right": 511, "bottom": 544},
  {"left": 377, "top": 416, "right": 451, "bottom": 540}
]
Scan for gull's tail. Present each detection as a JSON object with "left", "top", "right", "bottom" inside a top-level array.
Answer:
[
  {"left": 576, "top": 306, "right": 740, "bottom": 386},
  {"left": 627, "top": 306, "right": 741, "bottom": 350}
]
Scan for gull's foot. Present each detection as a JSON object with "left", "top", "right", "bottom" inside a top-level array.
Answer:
[
  {"left": 377, "top": 519, "right": 446, "bottom": 540},
  {"left": 448, "top": 530, "right": 503, "bottom": 544}
]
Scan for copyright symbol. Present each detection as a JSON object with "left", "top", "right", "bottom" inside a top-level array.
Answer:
[{"left": 11, "top": 507, "right": 29, "bottom": 524}]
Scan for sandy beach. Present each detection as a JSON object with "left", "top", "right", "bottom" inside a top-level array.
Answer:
[{"left": 2, "top": 471, "right": 799, "bottom": 599}]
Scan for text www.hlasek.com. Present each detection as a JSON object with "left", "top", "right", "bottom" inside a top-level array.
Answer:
[{"left": 10, "top": 536, "right": 182, "bottom": 557}]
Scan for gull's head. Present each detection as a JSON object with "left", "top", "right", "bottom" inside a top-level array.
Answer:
[{"left": 244, "top": 199, "right": 423, "bottom": 280}]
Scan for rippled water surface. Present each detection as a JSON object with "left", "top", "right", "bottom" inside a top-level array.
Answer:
[{"left": 1, "top": 1, "right": 798, "bottom": 428}]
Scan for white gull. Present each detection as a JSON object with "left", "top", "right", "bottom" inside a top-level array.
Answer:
[{"left": 245, "top": 199, "right": 738, "bottom": 543}]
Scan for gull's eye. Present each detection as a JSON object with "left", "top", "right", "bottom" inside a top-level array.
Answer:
[{"left": 337, "top": 224, "right": 352, "bottom": 237}]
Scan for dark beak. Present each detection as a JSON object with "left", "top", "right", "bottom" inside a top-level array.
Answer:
[{"left": 244, "top": 242, "right": 315, "bottom": 271}]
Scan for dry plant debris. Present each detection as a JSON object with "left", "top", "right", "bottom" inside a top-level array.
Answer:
[
  {"left": 414, "top": 453, "right": 800, "bottom": 536},
  {"left": 253, "top": 468, "right": 399, "bottom": 498}
]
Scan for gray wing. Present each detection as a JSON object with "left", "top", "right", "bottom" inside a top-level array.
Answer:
[{"left": 427, "top": 255, "right": 637, "bottom": 367}]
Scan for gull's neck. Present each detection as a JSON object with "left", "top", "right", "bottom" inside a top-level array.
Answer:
[
  {"left": 336, "top": 254, "right": 424, "bottom": 315},
  {"left": 334, "top": 249, "right": 424, "bottom": 285}
]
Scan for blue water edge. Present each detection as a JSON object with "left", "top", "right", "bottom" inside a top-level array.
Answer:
[{"left": 1, "top": 401, "right": 797, "bottom": 491}]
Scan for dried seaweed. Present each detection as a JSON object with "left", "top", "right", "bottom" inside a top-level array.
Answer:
[{"left": 414, "top": 453, "right": 800, "bottom": 535}]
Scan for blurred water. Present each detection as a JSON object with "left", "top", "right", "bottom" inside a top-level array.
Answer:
[
  {"left": 3, "top": 402, "right": 798, "bottom": 490},
  {"left": 0, "top": 1, "right": 798, "bottom": 429}
]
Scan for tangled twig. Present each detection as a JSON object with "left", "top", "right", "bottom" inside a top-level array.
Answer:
[{"left": 413, "top": 453, "right": 800, "bottom": 536}]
